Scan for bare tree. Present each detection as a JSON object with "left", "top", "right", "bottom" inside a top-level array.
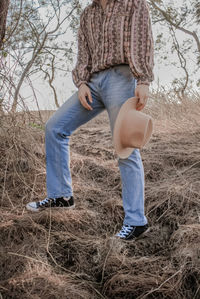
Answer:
[
  {"left": 149, "top": 0, "right": 200, "bottom": 95},
  {"left": 0, "top": 0, "right": 10, "bottom": 48},
  {"left": 0, "top": 0, "right": 81, "bottom": 113}
]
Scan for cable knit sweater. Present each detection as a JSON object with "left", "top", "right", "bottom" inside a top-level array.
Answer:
[{"left": 72, "top": 0, "right": 155, "bottom": 88}]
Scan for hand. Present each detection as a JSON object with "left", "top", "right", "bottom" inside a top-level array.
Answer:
[
  {"left": 135, "top": 84, "right": 149, "bottom": 111},
  {"left": 78, "top": 83, "right": 93, "bottom": 111}
]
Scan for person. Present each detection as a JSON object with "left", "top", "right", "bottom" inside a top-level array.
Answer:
[{"left": 26, "top": 0, "right": 155, "bottom": 241}]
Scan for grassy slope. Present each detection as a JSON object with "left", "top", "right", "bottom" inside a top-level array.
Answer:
[{"left": 0, "top": 97, "right": 200, "bottom": 299}]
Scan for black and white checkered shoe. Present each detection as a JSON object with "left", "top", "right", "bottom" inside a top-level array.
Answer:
[
  {"left": 115, "top": 223, "right": 150, "bottom": 241},
  {"left": 26, "top": 196, "right": 75, "bottom": 212}
]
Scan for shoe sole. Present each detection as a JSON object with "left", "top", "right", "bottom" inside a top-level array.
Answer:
[
  {"left": 126, "top": 227, "right": 151, "bottom": 241},
  {"left": 114, "top": 227, "right": 151, "bottom": 242},
  {"left": 26, "top": 204, "right": 76, "bottom": 212}
]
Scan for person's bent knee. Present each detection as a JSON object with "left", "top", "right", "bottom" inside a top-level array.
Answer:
[
  {"left": 45, "top": 118, "right": 71, "bottom": 139},
  {"left": 45, "top": 118, "right": 55, "bottom": 135}
]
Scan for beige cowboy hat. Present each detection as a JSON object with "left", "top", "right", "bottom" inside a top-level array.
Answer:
[{"left": 113, "top": 96, "right": 154, "bottom": 159}]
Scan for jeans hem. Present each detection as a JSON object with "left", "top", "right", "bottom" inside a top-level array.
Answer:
[
  {"left": 47, "top": 193, "right": 73, "bottom": 198},
  {"left": 123, "top": 220, "right": 148, "bottom": 226}
]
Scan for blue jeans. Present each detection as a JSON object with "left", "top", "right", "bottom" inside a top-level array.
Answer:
[{"left": 45, "top": 64, "right": 148, "bottom": 226}]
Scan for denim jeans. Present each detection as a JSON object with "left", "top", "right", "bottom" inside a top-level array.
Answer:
[{"left": 45, "top": 64, "right": 148, "bottom": 226}]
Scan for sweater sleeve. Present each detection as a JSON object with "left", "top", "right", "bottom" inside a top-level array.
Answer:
[
  {"left": 71, "top": 10, "right": 92, "bottom": 88},
  {"left": 129, "top": 0, "right": 155, "bottom": 86}
]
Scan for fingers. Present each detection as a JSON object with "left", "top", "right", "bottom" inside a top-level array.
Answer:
[
  {"left": 79, "top": 94, "right": 93, "bottom": 110},
  {"left": 136, "top": 103, "right": 145, "bottom": 111},
  {"left": 87, "top": 91, "right": 93, "bottom": 104},
  {"left": 78, "top": 85, "right": 93, "bottom": 111},
  {"left": 135, "top": 84, "right": 149, "bottom": 110},
  {"left": 136, "top": 98, "right": 147, "bottom": 111}
]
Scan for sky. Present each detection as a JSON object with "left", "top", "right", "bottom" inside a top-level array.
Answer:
[{"left": 18, "top": 0, "right": 199, "bottom": 111}]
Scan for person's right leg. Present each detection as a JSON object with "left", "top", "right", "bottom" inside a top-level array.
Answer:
[
  {"left": 45, "top": 88, "right": 105, "bottom": 199},
  {"left": 26, "top": 76, "right": 105, "bottom": 212}
]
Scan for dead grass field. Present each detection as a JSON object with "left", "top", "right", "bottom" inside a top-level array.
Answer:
[{"left": 0, "top": 91, "right": 200, "bottom": 298}]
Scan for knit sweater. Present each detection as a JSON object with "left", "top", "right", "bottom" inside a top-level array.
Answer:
[{"left": 72, "top": 0, "right": 155, "bottom": 88}]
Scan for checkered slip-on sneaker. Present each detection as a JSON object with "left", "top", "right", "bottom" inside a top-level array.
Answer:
[{"left": 26, "top": 196, "right": 75, "bottom": 212}]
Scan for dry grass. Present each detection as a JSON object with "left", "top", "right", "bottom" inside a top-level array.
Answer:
[{"left": 0, "top": 89, "right": 200, "bottom": 298}]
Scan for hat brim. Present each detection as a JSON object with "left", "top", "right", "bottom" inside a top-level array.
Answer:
[{"left": 113, "top": 97, "right": 153, "bottom": 159}]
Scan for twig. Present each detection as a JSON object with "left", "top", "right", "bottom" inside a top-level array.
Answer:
[
  {"left": 100, "top": 238, "right": 115, "bottom": 285},
  {"left": 138, "top": 268, "right": 183, "bottom": 299},
  {"left": 7, "top": 252, "right": 50, "bottom": 267},
  {"left": 177, "top": 161, "right": 200, "bottom": 175}
]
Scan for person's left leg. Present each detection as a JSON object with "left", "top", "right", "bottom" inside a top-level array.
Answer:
[{"left": 100, "top": 64, "right": 149, "bottom": 239}]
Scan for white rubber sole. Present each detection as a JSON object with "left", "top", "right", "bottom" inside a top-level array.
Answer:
[{"left": 26, "top": 203, "right": 76, "bottom": 212}]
